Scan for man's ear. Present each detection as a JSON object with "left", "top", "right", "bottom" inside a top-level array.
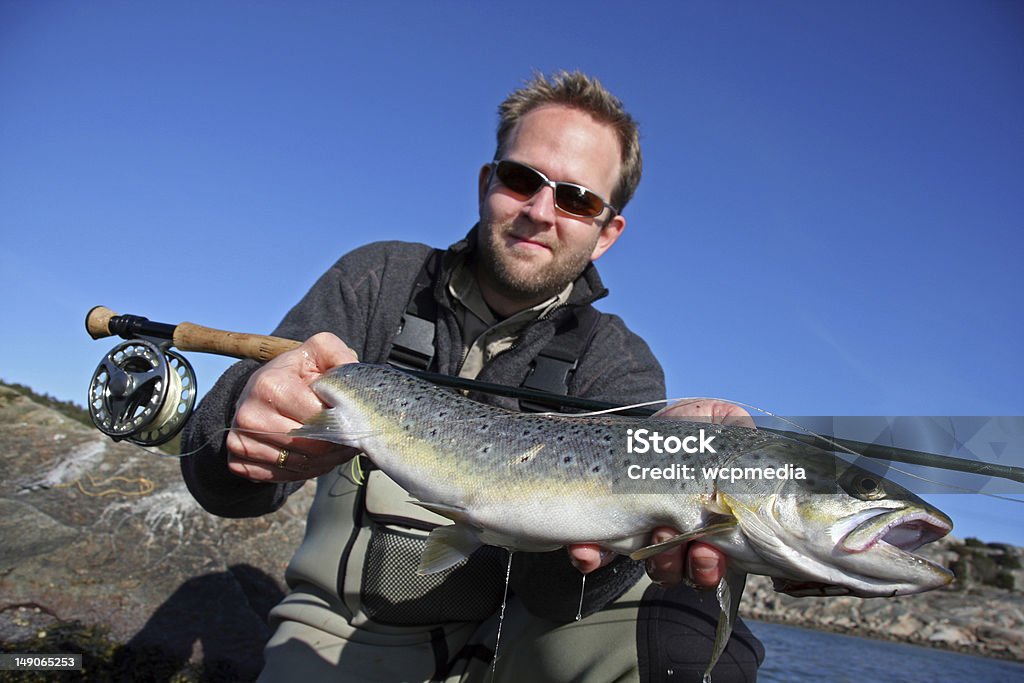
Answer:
[
  {"left": 478, "top": 164, "right": 493, "bottom": 206},
  {"left": 590, "top": 214, "right": 626, "bottom": 261}
]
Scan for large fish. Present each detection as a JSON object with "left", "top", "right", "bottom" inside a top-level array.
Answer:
[{"left": 292, "top": 363, "right": 954, "bottom": 680}]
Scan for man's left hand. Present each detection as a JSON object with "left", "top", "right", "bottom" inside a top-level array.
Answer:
[{"left": 567, "top": 397, "right": 754, "bottom": 588}]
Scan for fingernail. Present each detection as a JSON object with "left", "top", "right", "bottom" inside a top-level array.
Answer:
[
  {"left": 645, "top": 559, "right": 667, "bottom": 586},
  {"left": 692, "top": 555, "right": 718, "bottom": 572},
  {"left": 687, "top": 554, "right": 719, "bottom": 585}
]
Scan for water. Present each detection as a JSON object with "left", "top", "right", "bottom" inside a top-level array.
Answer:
[{"left": 748, "top": 621, "right": 1024, "bottom": 683}]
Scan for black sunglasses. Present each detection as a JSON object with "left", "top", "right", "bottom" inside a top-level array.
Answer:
[{"left": 489, "top": 159, "right": 617, "bottom": 219}]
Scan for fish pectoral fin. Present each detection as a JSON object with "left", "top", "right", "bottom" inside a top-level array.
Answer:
[
  {"left": 702, "top": 573, "right": 745, "bottom": 683},
  {"left": 417, "top": 524, "right": 484, "bottom": 575},
  {"left": 410, "top": 500, "right": 470, "bottom": 523},
  {"left": 628, "top": 520, "right": 737, "bottom": 561}
]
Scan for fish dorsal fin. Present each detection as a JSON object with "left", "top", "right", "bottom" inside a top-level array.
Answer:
[
  {"left": 417, "top": 524, "right": 483, "bottom": 575},
  {"left": 628, "top": 519, "right": 737, "bottom": 561}
]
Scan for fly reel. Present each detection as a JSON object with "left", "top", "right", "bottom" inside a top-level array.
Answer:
[{"left": 88, "top": 339, "right": 197, "bottom": 446}]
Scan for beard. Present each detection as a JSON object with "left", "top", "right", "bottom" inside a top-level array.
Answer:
[{"left": 475, "top": 218, "right": 598, "bottom": 303}]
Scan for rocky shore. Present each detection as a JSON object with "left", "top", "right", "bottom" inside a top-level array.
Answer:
[
  {"left": 0, "top": 384, "right": 314, "bottom": 680},
  {"left": 741, "top": 539, "right": 1024, "bottom": 661},
  {"left": 1, "top": 383, "right": 1021, "bottom": 679}
]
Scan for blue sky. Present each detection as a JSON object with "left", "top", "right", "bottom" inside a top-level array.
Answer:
[{"left": 2, "top": 2, "right": 1021, "bottom": 543}]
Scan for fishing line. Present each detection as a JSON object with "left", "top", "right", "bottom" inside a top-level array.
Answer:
[
  {"left": 350, "top": 455, "right": 367, "bottom": 486},
  {"left": 57, "top": 473, "right": 156, "bottom": 498},
  {"left": 531, "top": 399, "right": 669, "bottom": 418},
  {"left": 489, "top": 549, "right": 514, "bottom": 683},
  {"left": 575, "top": 573, "right": 586, "bottom": 621}
]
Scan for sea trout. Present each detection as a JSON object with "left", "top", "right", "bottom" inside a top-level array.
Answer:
[{"left": 293, "top": 363, "right": 954, "bottom": 680}]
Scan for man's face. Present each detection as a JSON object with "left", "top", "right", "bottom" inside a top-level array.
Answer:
[{"left": 476, "top": 105, "right": 626, "bottom": 313}]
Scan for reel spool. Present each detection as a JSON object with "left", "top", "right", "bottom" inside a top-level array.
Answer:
[{"left": 88, "top": 339, "right": 197, "bottom": 446}]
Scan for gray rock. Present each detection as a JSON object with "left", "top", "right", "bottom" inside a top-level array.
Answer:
[
  {"left": 887, "top": 614, "right": 925, "bottom": 639},
  {"left": 928, "top": 625, "right": 977, "bottom": 647},
  {"left": 0, "top": 386, "right": 314, "bottom": 680},
  {"left": 0, "top": 498, "right": 79, "bottom": 569}
]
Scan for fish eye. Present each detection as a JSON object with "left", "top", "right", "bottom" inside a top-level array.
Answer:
[{"left": 851, "top": 474, "right": 886, "bottom": 500}]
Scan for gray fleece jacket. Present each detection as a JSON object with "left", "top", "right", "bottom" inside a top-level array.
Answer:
[{"left": 180, "top": 228, "right": 666, "bottom": 624}]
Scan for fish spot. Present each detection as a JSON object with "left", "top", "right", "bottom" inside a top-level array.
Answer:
[
  {"left": 592, "top": 465, "right": 601, "bottom": 473},
  {"left": 563, "top": 456, "right": 573, "bottom": 464},
  {"left": 509, "top": 443, "right": 545, "bottom": 466}
]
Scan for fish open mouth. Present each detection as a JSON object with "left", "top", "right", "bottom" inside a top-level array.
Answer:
[
  {"left": 841, "top": 508, "right": 953, "bottom": 554},
  {"left": 771, "top": 509, "right": 954, "bottom": 597}
]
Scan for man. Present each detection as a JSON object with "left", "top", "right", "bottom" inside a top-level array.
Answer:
[{"left": 182, "top": 71, "right": 763, "bottom": 681}]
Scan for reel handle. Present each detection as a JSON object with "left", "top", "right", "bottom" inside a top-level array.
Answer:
[{"left": 86, "top": 306, "right": 301, "bottom": 362}]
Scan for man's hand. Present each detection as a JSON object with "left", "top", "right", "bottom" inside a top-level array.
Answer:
[
  {"left": 653, "top": 397, "right": 756, "bottom": 428},
  {"left": 567, "top": 397, "right": 754, "bottom": 588},
  {"left": 226, "top": 332, "right": 361, "bottom": 483},
  {"left": 568, "top": 538, "right": 727, "bottom": 589}
]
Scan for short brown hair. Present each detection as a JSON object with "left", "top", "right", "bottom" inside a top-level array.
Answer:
[{"left": 495, "top": 71, "right": 642, "bottom": 212}]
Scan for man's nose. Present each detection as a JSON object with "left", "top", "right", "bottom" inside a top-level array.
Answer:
[{"left": 523, "top": 184, "right": 557, "bottom": 225}]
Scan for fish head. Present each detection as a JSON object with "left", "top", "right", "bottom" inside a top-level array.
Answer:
[{"left": 719, "top": 443, "right": 954, "bottom": 598}]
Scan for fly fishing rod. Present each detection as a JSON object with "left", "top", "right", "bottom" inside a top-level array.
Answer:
[{"left": 84, "top": 306, "right": 1024, "bottom": 484}]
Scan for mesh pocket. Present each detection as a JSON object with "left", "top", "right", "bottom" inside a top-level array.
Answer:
[{"left": 361, "top": 525, "right": 508, "bottom": 625}]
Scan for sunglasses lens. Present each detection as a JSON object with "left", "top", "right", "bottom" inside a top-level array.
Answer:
[
  {"left": 555, "top": 185, "right": 603, "bottom": 217},
  {"left": 493, "top": 160, "right": 607, "bottom": 218},
  {"left": 495, "top": 161, "right": 544, "bottom": 197}
]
